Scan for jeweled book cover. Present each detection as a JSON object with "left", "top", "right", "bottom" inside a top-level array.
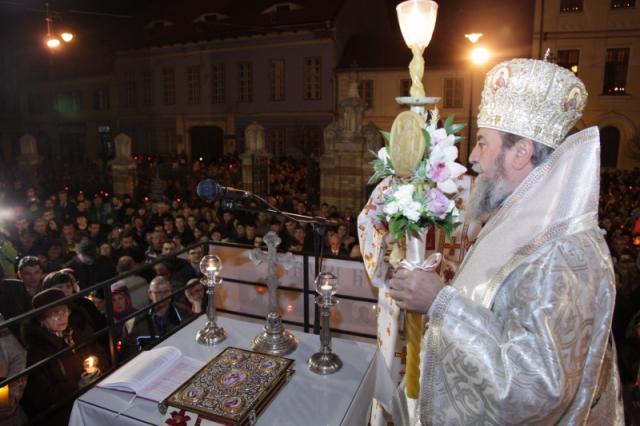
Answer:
[{"left": 159, "top": 347, "right": 294, "bottom": 425}]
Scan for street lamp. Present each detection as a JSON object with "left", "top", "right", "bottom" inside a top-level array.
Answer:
[
  {"left": 45, "top": 3, "right": 75, "bottom": 50},
  {"left": 464, "top": 33, "right": 490, "bottom": 164}
]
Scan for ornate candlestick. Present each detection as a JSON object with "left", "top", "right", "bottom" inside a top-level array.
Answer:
[
  {"left": 196, "top": 254, "right": 227, "bottom": 345},
  {"left": 308, "top": 272, "right": 342, "bottom": 375},
  {"left": 249, "top": 232, "right": 297, "bottom": 355}
]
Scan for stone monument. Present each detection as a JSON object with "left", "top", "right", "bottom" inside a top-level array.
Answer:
[
  {"left": 109, "top": 133, "right": 137, "bottom": 197},
  {"left": 319, "top": 72, "right": 382, "bottom": 211},
  {"left": 241, "top": 121, "right": 271, "bottom": 196}
]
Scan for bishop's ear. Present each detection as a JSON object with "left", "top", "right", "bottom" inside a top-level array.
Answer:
[{"left": 512, "top": 138, "right": 534, "bottom": 170}]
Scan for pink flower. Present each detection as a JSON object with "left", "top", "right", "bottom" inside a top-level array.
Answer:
[
  {"left": 427, "top": 188, "right": 451, "bottom": 219},
  {"left": 430, "top": 162, "right": 450, "bottom": 182}
]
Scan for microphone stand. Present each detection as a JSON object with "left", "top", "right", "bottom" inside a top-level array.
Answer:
[{"left": 218, "top": 198, "right": 335, "bottom": 335}]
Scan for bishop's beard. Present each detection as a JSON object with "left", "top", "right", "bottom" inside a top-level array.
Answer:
[{"left": 466, "top": 151, "right": 512, "bottom": 223}]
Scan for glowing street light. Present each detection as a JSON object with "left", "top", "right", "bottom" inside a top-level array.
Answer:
[
  {"left": 46, "top": 37, "right": 61, "bottom": 48},
  {"left": 471, "top": 46, "right": 490, "bottom": 65},
  {"left": 60, "top": 32, "right": 74, "bottom": 43}
]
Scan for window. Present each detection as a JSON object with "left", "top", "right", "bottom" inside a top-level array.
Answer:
[
  {"left": 557, "top": 49, "right": 580, "bottom": 74},
  {"left": 303, "top": 127, "right": 322, "bottom": 157},
  {"left": 602, "top": 48, "right": 630, "bottom": 95},
  {"left": 27, "top": 94, "right": 43, "bottom": 114},
  {"left": 611, "top": 0, "right": 635, "bottom": 8},
  {"left": 187, "top": 66, "right": 202, "bottom": 105},
  {"left": 268, "top": 128, "right": 285, "bottom": 157},
  {"left": 560, "top": 0, "right": 583, "bottom": 12},
  {"left": 93, "top": 88, "right": 110, "bottom": 111},
  {"left": 238, "top": 62, "right": 253, "bottom": 102},
  {"left": 269, "top": 59, "right": 285, "bottom": 101},
  {"left": 358, "top": 80, "right": 374, "bottom": 108},
  {"left": 162, "top": 68, "right": 176, "bottom": 105},
  {"left": 443, "top": 78, "right": 464, "bottom": 108},
  {"left": 303, "top": 57, "right": 321, "bottom": 100},
  {"left": 142, "top": 69, "right": 154, "bottom": 106},
  {"left": 400, "top": 79, "right": 411, "bottom": 97},
  {"left": 54, "top": 92, "right": 83, "bottom": 113},
  {"left": 121, "top": 72, "right": 136, "bottom": 108},
  {"left": 211, "top": 63, "right": 225, "bottom": 104}
]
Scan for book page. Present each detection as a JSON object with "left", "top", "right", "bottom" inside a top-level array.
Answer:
[
  {"left": 98, "top": 346, "right": 182, "bottom": 393},
  {"left": 138, "top": 355, "right": 203, "bottom": 402}
]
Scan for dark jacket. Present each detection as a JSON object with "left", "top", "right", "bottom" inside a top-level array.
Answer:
[
  {"left": 120, "top": 303, "right": 188, "bottom": 360},
  {"left": 21, "top": 306, "right": 107, "bottom": 425},
  {"left": 63, "top": 255, "right": 116, "bottom": 297},
  {"left": 0, "top": 279, "right": 32, "bottom": 341}
]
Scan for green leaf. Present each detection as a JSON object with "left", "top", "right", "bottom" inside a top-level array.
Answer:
[
  {"left": 380, "top": 130, "right": 391, "bottom": 143},
  {"left": 444, "top": 114, "right": 455, "bottom": 131}
]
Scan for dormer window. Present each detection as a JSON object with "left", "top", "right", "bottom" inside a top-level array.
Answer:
[
  {"left": 261, "top": 2, "right": 303, "bottom": 14},
  {"left": 145, "top": 19, "right": 176, "bottom": 30},
  {"left": 194, "top": 13, "right": 230, "bottom": 24}
]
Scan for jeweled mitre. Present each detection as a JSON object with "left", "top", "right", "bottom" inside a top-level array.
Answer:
[{"left": 477, "top": 58, "right": 588, "bottom": 149}]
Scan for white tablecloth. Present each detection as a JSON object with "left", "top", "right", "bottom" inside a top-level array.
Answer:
[{"left": 70, "top": 315, "right": 377, "bottom": 426}]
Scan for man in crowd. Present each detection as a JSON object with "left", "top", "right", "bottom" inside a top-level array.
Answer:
[
  {"left": 16, "top": 256, "right": 44, "bottom": 297},
  {"left": 121, "top": 276, "right": 187, "bottom": 358},
  {"left": 388, "top": 58, "right": 623, "bottom": 423}
]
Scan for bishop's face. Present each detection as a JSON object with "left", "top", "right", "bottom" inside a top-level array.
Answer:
[
  {"left": 467, "top": 128, "right": 511, "bottom": 222},
  {"left": 470, "top": 128, "right": 504, "bottom": 181}
]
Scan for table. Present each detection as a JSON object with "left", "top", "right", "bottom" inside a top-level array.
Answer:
[{"left": 70, "top": 315, "right": 377, "bottom": 426}]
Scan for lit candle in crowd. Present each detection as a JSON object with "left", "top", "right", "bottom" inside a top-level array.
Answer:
[
  {"left": 0, "top": 384, "right": 9, "bottom": 407},
  {"left": 83, "top": 356, "right": 99, "bottom": 375}
]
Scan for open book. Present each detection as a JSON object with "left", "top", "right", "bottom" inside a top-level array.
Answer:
[{"left": 98, "top": 346, "right": 204, "bottom": 402}]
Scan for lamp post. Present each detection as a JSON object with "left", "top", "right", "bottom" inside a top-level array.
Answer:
[{"left": 464, "top": 33, "right": 490, "bottom": 164}]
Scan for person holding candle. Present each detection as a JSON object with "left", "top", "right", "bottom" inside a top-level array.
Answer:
[
  {"left": 0, "top": 313, "right": 27, "bottom": 426},
  {"left": 21, "top": 288, "right": 106, "bottom": 425}
]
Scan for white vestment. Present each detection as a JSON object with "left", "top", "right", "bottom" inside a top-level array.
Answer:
[{"left": 418, "top": 127, "right": 624, "bottom": 425}]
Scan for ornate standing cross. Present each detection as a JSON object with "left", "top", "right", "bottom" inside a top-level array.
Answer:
[{"left": 249, "top": 231, "right": 295, "bottom": 313}]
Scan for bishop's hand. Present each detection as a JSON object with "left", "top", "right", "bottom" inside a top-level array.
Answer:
[{"left": 389, "top": 267, "right": 445, "bottom": 313}]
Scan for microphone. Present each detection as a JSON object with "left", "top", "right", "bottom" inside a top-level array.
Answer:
[{"left": 196, "top": 179, "right": 251, "bottom": 202}]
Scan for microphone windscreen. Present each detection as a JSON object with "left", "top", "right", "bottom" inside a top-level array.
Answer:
[{"left": 196, "top": 179, "right": 219, "bottom": 201}]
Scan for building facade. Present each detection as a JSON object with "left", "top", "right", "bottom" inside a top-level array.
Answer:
[{"left": 533, "top": 0, "right": 640, "bottom": 169}]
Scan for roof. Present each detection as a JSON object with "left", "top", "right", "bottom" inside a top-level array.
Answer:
[{"left": 129, "top": 0, "right": 345, "bottom": 48}]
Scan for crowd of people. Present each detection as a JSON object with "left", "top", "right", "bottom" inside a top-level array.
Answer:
[
  {"left": 0, "top": 153, "right": 638, "bottom": 424},
  {"left": 0, "top": 156, "right": 361, "bottom": 425}
]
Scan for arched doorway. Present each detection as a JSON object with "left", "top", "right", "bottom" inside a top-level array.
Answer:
[
  {"left": 600, "top": 126, "right": 620, "bottom": 168},
  {"left": 189, "top": 126, "right": 224, "bottom": 161}
]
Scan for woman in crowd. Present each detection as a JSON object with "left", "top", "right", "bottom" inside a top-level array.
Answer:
[{"left": 21, "top": 288, "right": 106, "bottom": 425}]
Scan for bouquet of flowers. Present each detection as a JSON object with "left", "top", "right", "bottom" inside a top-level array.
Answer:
[{"left": 368, "top": 111, "right": 467, "bottom": 242}]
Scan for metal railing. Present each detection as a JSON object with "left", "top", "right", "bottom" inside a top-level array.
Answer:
[{"left": 0, "top": 239, "right": 376, "bottom": 423}]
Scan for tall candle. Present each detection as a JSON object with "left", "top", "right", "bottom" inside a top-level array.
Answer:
[{"left": 0, "top": 384, "right": 9, "bottom": 407}]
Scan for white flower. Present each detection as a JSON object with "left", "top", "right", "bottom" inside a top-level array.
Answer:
[
  {"left": 383, "top": 200, "right": 400, "bottom": 217},
  {"left": 428, "top": 127, "right": 455, "bottom": 148},
  {"left": 426, "top": 144, "right": 467, "bottom": 194},
  {"left": 377, "top": 147, "right": 390, "bottom": 164},
  {"left": 404, "top": 202, "right": 422, "bottom": 222},
  {"left": 394, "top": 184, "right": 415, "bottom": 204}
]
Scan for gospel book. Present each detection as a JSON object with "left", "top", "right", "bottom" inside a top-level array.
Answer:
[
  {"left": 98, "top": 346, "right": 204, "bottom": 402},
  {"left": 159, "top": 347, "right": 294, "bottom": 426}
]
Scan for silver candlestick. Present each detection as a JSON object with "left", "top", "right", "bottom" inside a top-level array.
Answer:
[
  {"left": 196, "top": 254, "right": 227, "bottom": 345},
  {"left": 249, "top": 232, "right": 297, "bottom": 355},
  {"left": 308, "top": 272, "right": 342, "bottom": 375}
]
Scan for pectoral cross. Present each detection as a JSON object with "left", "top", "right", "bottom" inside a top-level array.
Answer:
[{"left": 249, "top": 231, "right": 295, "bottom": 313}]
